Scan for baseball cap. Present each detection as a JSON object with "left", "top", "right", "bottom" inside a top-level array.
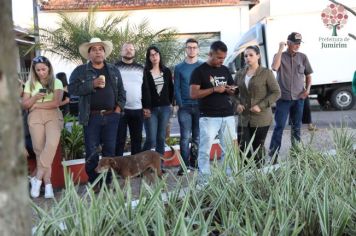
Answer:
[{"left": 287, "top": 32, "right": 302, "bottom": 43}]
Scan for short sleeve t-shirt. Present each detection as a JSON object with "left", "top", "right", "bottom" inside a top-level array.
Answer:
[
  {"left": 276, "top": 51, "right": 313, "bottom": 100},
  {"left": 24, "top": 79, "right": 63, "bottom": 103},
  {"left": 90, "top": 67, "right": 115, "bottom": 110},
  {"left": 190, "top": 62, "right": 234, "bottom": 117}
]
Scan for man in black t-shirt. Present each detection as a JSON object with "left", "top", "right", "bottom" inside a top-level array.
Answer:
[
  {"left": 69, "top": 38, "right": 126, "bottom": 186},
  {"left": 190, "top": 41, "right": 237, "bottom": 179}
]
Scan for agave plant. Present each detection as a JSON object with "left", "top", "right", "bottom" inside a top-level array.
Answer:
[
  {"left": 32, "top": 130, "right": 356, "bottom": 235},
  {"left": 38, "top": 7, "right": 183, "bottom": 66}
]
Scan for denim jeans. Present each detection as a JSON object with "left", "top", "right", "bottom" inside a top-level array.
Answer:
[
  {"left": 198, "top": 116, "right": 237, "bottom": 176},
  {"left": 178, "top": 104, "right": 200, "bottom": 166},
  {"left": 115, "top": 109, "right": 143, "bottom": 156},
  {"left": 142, "top": 106, "right": 171, "bottom": 155},
  {"left": 84, "top": 112, "right": 120, "bottom": 183},
  {"left": 269, "top": 99, "right": 304, "bottom": 156}
]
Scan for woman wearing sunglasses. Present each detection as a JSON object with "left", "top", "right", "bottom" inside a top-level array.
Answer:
[
  {"left": 234, "top": 45, "right": 280, "bottom": 166},
  {"left": 22, "top": 56, "right": 64, "bottom": 198}
]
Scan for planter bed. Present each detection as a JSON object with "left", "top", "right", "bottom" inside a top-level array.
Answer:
[{"left": 28, "top": 140, "right": 222, "bottom": 188}]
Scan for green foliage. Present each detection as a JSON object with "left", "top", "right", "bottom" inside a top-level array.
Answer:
[
  {"left": 38, "top": 7, "right": 182, "bottom": 66},
  {"left": 165, "top": 136, "right": 180, "bottom": 146},
  {"left": 32, "top": 131, "right": 356, "bottom": 235},
  {"left": 332, "top": 124, "right": 355, "bottom": 155},
  {"left": 61, "top": 114, "right": 84, "bottom": 160}
]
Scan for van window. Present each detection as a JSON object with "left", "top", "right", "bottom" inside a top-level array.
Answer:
[{"left": 234, "top": 52, "right": 246, "bottom": 71}]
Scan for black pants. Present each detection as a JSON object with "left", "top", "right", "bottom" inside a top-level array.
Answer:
[
  {"left": 116, "top": 109, "right": 144, "bottom": 156},
  {"left": 238, "top": 124, "right": 270, "bottom": 163},
  {"left": 302, "top": 97, "right": 312, "bottom": 124}
]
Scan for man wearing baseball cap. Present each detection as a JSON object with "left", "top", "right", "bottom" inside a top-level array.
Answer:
[
  {"left": 69, "top": 38, "right": 126, "bottom": 187},
  {"left": 268, "top": 32, "right": 313, "bottom": 162}
]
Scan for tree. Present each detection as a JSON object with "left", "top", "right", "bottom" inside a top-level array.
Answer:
[
  {"left": 0, "top": 1, "right": 31, "bottom": 235},
  {"left": 39, "top": 7, "right": 183, "bottom": 66},
  {"left": 328, "top": 0, "right": 356, "bottom": 39}
]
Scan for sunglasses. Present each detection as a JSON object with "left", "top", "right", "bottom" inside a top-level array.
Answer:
[{"left": 32, "top": 56, "right": 49, "bottom": 64}]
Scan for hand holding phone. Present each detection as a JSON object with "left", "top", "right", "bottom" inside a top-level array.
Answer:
[
  {"left": 39, "top": 88, "right": 47, "bottom": 94},
  {"left": 38, "top": 88, "right": 47, "bottom": 102}
]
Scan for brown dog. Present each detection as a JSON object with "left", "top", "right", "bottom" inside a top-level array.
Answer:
[{"left": 94, "top": 147, "right": 177, "bottom": 179}]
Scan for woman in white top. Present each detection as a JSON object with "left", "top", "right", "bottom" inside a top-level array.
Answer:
[
  {"left": 234, "top": 46, "right": 280, "bottom": 165},
  {"left": 22, "top": 56, "right": 63, "bottom": 198}
]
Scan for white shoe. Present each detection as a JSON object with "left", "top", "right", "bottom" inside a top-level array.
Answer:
[
  {"left": 30, "top": 178, "right": 42, "bottom": 198},
  {"left": 44, "top": 184, "right": 54, "bottom": 199}
]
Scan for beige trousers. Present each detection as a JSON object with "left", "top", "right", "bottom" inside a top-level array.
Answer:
[{"left": 28, "top": 108, "right": 63, "bottom": 183}]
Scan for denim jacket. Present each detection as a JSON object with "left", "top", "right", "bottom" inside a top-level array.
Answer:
[{"left": 68, "top": 61, "right": 126, "bottom": 125}]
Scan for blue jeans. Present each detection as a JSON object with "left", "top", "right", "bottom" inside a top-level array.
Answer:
[
  {"left": 142, "top": 106, "right": 171, "bottom": 155},
  {"left": 84, "top": 112, "right": 120, "bottom": 183},
  {"left": 269, "top": 99, "right": 304, "bottom": 156},
  {"left": 198, "top": 116, "right": 237, "bottom": 176},
  {"left": 115, "top": 109, "right": 143, "bottom": 156},
  {"left": 178, "top": 104, "right": 200, "bottom": 166}
]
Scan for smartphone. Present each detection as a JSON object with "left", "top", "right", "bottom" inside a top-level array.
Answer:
[{"left": 39, "top": 88, "right": 47, "bottom": 93}]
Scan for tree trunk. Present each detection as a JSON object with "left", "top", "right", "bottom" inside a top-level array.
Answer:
[{"left": 0, "top": 1, "right": 31, "bottom": 235}]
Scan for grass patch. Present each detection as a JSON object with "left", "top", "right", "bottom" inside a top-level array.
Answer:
[{"left": 32, "top": 128, "right": 356, "bottom": 235}]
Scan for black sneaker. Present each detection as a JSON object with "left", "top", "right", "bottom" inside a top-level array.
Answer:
[
  {"left": 189, "top": 159, "right": 198, "bottom": 169},
  {"left": 177, "top": 167, "right": 191, "bottom": 176},
  {"left": 188, "top": 165, "right": 197, "bottom": 171},
  {"left": 177, "top": 167, "right": 184, "bottom": 176}
]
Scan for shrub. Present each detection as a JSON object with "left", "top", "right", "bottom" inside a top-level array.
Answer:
[
  {"left": 32, "top": 130, "right": 356, "bottom": 235},
  {"left": 61, "top": 115, "right": 85, "bottom": 160}
]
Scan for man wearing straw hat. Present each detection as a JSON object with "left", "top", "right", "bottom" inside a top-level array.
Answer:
[{"left": 69, "top": 38, "right": 126, "bottom": 185}]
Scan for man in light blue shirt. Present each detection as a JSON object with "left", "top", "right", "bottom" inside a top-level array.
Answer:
[{"left": 174, "top": 38, "right": 202, "bottom": 175}]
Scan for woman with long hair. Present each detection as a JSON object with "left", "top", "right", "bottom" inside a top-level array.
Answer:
[
  {"left": 22, "top": 56, "right": 63, "bottom": 198},
  {"left": 56, "top": 72, "right": 70, "bottom": 116},
  {"left": 142, "top": 45, "right": 174, "bottom": 157},
  {"left": 234, "top": 45, "right": 280, "bottom": 165}
]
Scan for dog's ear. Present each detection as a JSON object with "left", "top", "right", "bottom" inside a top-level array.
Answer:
[{"left": 109, "top": 158, "right": 117, "bottom": 168}]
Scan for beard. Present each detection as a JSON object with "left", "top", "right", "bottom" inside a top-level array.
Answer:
[{"left": 123, "top": 55, "right": 134, "bottom": 60}]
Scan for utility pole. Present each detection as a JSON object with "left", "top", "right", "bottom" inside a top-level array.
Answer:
[{"left": 32, "top": 0, "right": 40, "bottom": 56}]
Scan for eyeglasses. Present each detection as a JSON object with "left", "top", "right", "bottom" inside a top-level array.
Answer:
[
  {"left": 32, "top": 56, "right": 49, "bottom": 64},
  {"left": 186, "top": 46, "right": 198, "bottom": 50}
]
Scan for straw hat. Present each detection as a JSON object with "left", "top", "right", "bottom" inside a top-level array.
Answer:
[{"left": 79, "top": 38, "right": 113, "bottom": 60}]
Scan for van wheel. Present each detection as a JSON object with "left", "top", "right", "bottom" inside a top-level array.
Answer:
[{"left": 330, "top": 87, "right": 355, "bottom": 110}]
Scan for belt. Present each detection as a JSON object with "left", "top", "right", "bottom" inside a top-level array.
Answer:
[{"left": 90, "top": 109, "right": 114, "bottom": 115}]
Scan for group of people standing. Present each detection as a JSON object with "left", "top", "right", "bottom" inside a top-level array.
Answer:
[{"left": 24, "top": 31, "right": 314, "bottom": 197}]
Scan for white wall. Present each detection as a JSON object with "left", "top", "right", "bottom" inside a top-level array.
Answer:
[
  {"left": 12, "top": 0, "right": 33, "bottom": 28},
  {"left": 250, "top": 0, "right": 356, "bottom": 23},
  {"left": 38, "top": 5, "right": 250, "bottom": 77}
]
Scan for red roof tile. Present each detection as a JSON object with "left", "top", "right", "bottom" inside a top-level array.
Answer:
[{"left": 40, "top": 0, "right": 257, "bottom": 11}]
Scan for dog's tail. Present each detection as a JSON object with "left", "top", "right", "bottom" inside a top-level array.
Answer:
[{"left": 160, "top": 146, "right": 179, "bottom": 161}]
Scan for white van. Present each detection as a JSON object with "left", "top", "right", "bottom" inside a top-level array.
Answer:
[{"left": 225, "top": 0, "right": 356, "bottom": 110}]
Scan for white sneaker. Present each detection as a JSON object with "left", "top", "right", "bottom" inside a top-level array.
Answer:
[
  {"left": 44, "top": 184, "right": 54, "bottom": 199},
  {"left": 30, "top": 178, "right": 42, "bottom": 198}
]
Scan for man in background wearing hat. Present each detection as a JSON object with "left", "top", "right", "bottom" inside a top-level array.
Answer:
[
  {"left": 69, "top": 38, "right": 126, "bottom": 185},
  {"left": 268, "top": 32, "right": 313, "bottom": 162}
]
